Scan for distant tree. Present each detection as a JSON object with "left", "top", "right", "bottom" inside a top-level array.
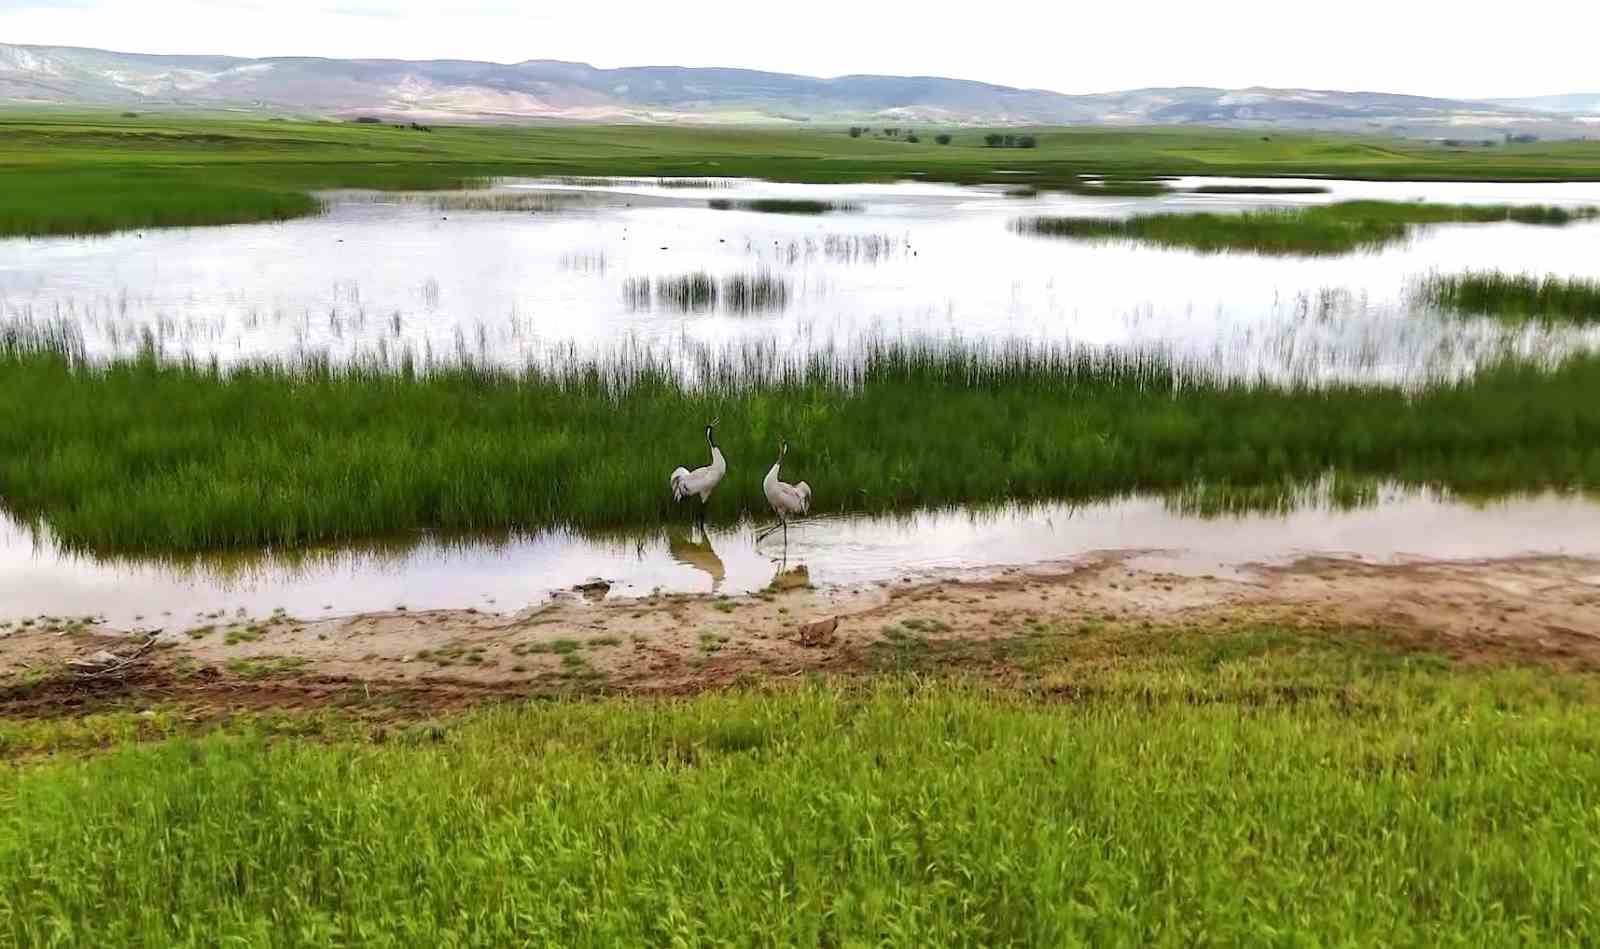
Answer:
[
  {"left": 884, "top": 127, "right": 900, "bottom": 138},
  {"left": 353, "top": 116, "right": 383, "bottom": 124},
  {"left": 1017, "top": 135, "right": 1038, "bottom": 149},
  {"left": 984, "top": 133, "right": 1004, "bottom": 147},
  {"left": 906, "top": 133, "right": 921, "bottom": 143},
  {"left": 120, "top": 111, "right": 140, "bottom": 119},
  {"left": 1002, "top": 134, "right": 1017, "bottom": 148},
  {"left": 934, "top": 133, "right": 953, "bottom": 145},
  {"left": 848, "top": 126, "right": 864, "bottom": 138}
]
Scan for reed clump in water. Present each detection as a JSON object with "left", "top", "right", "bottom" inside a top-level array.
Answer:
[
  {"left": 424, "top": 191, "right": 591, "bottom": 212},
  {"left": 653, "top": 273, "right": 720, "bottom": 312},
  {"left": 1014, "top": 201, "right": 1600, "bottom": 256},
  {"left": 1415, "top": 270, "right": 1600, "bottom": 324},
  {"left": 3, "top": 330, "right": 1599, "bottom": 554},
  {"left": 1188, "top": 184, "right": 1333, "bottom": 195},
  {"left": 708, "top": 199, "right": 861, "bottom": 214},
  {"left": 657, "top": 178, "right": 735, "bottom": 189},
  {"left": 721, "top": 273, "right": 790, "bottom": 313},
  {"left": 624, "top": 273, "right": 790, "bottom": 313}
]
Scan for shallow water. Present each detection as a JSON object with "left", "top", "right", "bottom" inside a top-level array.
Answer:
[
  {"left": 4, "top": 489, "right": 1599, "bottom": 629},
  {"left": 4, "top": 177, "right": 1600, "bottom": 383}
]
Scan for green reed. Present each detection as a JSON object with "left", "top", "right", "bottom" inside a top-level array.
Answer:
[
  {"left": 1416, "top": 270, "right": 1600, "bottom": 324},
  {"left": 1014, "top": 201, "right": 1600, "bottom": 255},
  {"left": 1, "top": 332, "right": 1597, "bottom": 553}
]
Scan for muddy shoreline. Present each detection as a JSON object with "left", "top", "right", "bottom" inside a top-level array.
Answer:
[{"left": 3, "top": 552, "right": 1597, "bottom": 722}]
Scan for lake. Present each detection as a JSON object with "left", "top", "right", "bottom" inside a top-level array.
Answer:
[{"left": 4, "top": 176, "right": 1600, "bottom": 384}]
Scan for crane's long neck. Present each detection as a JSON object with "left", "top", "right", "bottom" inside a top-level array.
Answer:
[
  {"left": 764, "top": 457, "right": 781, "bottom": 489},
  {"left": 706, "top": 427, "right": 725, "bottom": 473}
]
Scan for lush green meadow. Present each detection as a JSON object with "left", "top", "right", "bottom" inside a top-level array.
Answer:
[
  {"left": 2, "top": 626, "right": 1598, "bottom": 945},
  {"left": 2, "top": 337, "right": 1598, "bottom": 553},
  {"left": 8, "top": 112, "right": 1600, "bottom": 235},
  {"left": 1015, "top": 201, "right": 1600, "bottom": 255},
  {"left": 1418, "top": 270, "right": 1600, "bottom": 324}
]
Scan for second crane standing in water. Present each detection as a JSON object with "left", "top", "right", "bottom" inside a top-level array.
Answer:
[{"left": 762, "top": 440, "right": 811, "bottom": 544}]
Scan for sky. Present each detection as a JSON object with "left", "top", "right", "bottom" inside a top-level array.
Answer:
[{"left": 1, "top": 0, "right": 1595, "bottom": 99}]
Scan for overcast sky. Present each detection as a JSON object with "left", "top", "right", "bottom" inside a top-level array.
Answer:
[{"left": 2, "top": 0, "right": 1594, "bottom": 99}]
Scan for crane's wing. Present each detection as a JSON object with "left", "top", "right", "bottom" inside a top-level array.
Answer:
[
  {"left": 794, "top": 481, "right": 812, "bottom": 513},
  {"left": 670, "top": 467, "right": 691, "bottom": 501}
]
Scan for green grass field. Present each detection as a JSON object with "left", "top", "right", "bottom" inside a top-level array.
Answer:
[
  {"left": 2, "top": 338, "right": 1597, "bottom": 553},
  {"left": 2, "top": 626, "right": 1598, "bottom": 945},
  {"left": 7, "top": 112, "right": 1600, "bottom": 235},
  {"left": 1418, "top": 270, "right": 1600, "bottom": 324},
  {"left": 1015, "top": 201, "right": 1600, "bottom": 255}
]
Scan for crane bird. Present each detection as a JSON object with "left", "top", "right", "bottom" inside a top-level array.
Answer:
[
  {"left": 669, "top": 419, "right": 725, "bottom": 526},
  {"left": 760, "top": 440, "right": 811, "bottom": 544}
]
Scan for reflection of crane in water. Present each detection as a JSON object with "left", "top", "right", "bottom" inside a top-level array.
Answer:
[
  {"left": 759, "top": 440, "right": 811, "bottom": 546},
  {"left": 669, "top": 419, "right": 725, "bottom": 527},
  {"left": 668, "top": 528, "right": 726, "bottom": 591}
]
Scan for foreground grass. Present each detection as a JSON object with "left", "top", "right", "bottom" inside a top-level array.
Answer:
[
  {"left": 1418, "top": 270, "right": 1600, "bottom": 324},
  {"left": 2, "top": 339, "right": 1599, "bottom": 553},
  {"left": 1015, "top": 200, "right": 1600, "bottom": 255},
  {"left": 7, "top": 113, "right": 1600, "bottom": 235},
  {"left": 2, "top": 627, "right": 1598, "bottom": 945}
]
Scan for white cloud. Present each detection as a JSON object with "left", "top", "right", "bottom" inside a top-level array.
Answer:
[{"left": 1, "top": 0, "right": 1594, "bottom": 99}]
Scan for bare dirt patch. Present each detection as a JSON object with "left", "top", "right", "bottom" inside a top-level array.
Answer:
[{"left": 3, "top": 553, "right": 1597, "bottom": 720}]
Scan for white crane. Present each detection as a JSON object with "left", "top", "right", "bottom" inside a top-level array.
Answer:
[
  {"left": 761, "top": 440, "right": 811, "bottom": 544},
  {"left": 669, "top": 419, "right": 725, "bottom": 526}
]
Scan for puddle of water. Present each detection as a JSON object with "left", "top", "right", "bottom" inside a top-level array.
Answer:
[
  {"left": 3, "top": 178, "right": 1599, "bottom": 384},
  {"left": 4, "top": 489, "right": 1599, "bottom": 628}
]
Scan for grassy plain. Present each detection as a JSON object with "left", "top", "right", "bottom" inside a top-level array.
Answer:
[
  {"left": 1, "top": 623, "right": 1598, "bottom": 945},
  {"left": 8, "top": 112, "right": 1600, "bottom": 234},
  {"left": 1015, "top": 201, "right": 1600, "bottom": 255},
  {"left": 2, "top": 338, "right": 1597, "bottom": 553}
]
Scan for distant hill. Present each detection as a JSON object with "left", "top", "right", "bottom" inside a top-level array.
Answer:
[
  {"left": 2, "top": 42, "right": 1596, "bottom": 138},
  {"left": 1488, "top": 94, "right": 1600, "bottom": 115}
]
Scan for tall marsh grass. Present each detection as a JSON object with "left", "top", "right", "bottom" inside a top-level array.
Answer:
[
  {"left": 1416, "top": 270, "right": 1600, "bottom": 324},
  {"left": 1014, "top": 201, "right": 1600, "bottom": 256},
  {"left": 2, "top": 332, "right": 1598, "bottom": 553}
]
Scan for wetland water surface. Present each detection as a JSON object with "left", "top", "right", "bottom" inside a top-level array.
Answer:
[
  {"left": 4, "top": 177, "right": 1600, "bottom": 383},
  {"left": 4, "top": 490, "right": 1600, "bottom": 628}
]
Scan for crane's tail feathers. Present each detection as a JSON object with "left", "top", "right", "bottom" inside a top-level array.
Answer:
[
  {"left": 795, "top": 481, "right": 812, "bottom": 513},
  {"left": 670, "top": 467, "right": 691, "bottom": 501}
]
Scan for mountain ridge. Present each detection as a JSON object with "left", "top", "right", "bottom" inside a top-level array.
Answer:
[{"left": 3, "top": 42, "right": 1596, "bottom": 137}]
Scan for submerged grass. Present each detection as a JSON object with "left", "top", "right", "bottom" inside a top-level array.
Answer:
[
  {"left": 1, "top": 336, "right": 1598, "bottom": 553},
  {"left": 1416, "top": 270, "right": 1600, "bottom": 324},
  {"left": 708, "top": 198, "right": 861, "bottom": 214},
  {"left": 2, "top": 630, "right": 1600, "bottom": 944},
  {"left": 422, "top": 190, "right": 592, "bottom": 212},
  {"left": 1188, "top": 184, "right": 1332, "bottom": 194},
  {"left": 1015, "top": 200, "right": 1600, "bottom": 255}
]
